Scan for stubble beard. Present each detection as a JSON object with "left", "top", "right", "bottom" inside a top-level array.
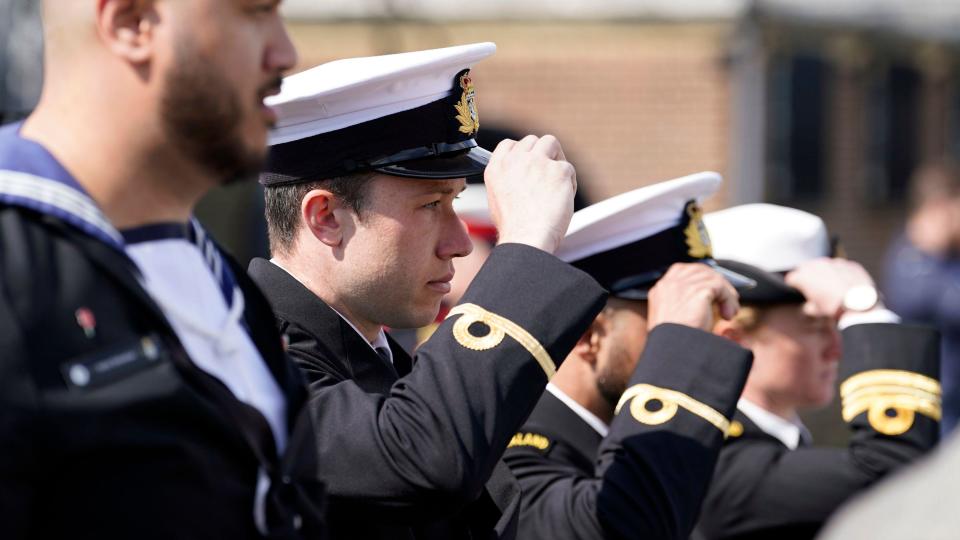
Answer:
[
  {"left": 160, "top": 41, "right": 266, "bottom": 186},
  {"left": 596, "top": 343, "right": 633, "bottom": 410}
]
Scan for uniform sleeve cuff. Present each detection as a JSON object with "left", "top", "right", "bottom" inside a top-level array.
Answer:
[{"left": 839, "top": 308, "right": 901, "bottom": 330}]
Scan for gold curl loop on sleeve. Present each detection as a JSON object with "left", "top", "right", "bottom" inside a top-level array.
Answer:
[
  {"left": 615, "top": 383, "right": 732, "bottom": 436},
  {"left": 840, "top": 370, "right": 942, "bottom": 436},
  {"left": 447, "top": 303, "right": 556, "bottom": 379}
]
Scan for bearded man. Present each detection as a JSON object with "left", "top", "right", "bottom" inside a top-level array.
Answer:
[{"left": 0, "top": 1, "right": 325, "bottom": 538}]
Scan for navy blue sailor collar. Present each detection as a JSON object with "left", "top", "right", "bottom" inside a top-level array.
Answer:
[
  {"left": 0, "top": 122, "right": 238, "bottom": 309},
  {"left": 0, "top": 121, "right": 125, "bottom": 250}
]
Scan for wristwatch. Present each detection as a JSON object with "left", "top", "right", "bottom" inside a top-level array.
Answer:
[{"left": 842, "top": 285, "right": 880, "bottom": 313}]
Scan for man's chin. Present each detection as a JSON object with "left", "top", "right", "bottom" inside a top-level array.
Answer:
[{"left": 390, "top": 305, "right": 443, "bottom": 330}]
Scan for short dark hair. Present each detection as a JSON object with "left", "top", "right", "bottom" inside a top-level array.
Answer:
[
  {"left": 264, "top": 172, "right": 376, "bottom": 256},
  {"left": 910, "top": 159, "right": 960, "bottom": 210}
]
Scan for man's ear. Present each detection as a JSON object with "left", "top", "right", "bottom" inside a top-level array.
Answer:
[
  {"left": 96, "top": 0, "right": 160, "bottom": 64},
  {"left": 714, "top": 319, "right": 746, "bottom": 346},
  {"left": 573, "top": 313, "right": 607, "bottom": 366},
  {"left": 302, "top": 189, "right": 346, "bottom": 247}
]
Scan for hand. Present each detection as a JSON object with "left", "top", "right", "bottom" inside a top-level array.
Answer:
[
  {"left": 646, "top": 263, "right": 740, "bottom": 332},
  {"left": 784, "top": 258, "right": 877, "bottom": 318},
  {"left": 907, "top": 202, "right": 956, "bottom": 255},
  {"left": 484, "top": 135, "right": 577, "bottom": 254}
]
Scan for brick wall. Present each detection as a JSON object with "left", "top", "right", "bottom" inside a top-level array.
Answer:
[{"left": 286, "top": 21, "right": 736, "bottom": 209}]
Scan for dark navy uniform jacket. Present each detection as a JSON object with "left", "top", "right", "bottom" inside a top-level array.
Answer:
[
  {"left": 0, "top": 124, "right": 325, "bottom": 539},
  {"left": 693, "top": 323, "right": 941, "bottom": 540},
  {"left": 503, "top": 324, "right": 754, "bottom": 540},
  {"left": 249, "top": 245, "right": 606, "bottom": 540}
]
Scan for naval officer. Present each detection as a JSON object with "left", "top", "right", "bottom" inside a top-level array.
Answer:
[
  {"left": 248, "top": 43, "right": 606, "bottom": 539},
  {"left": 692, "top": 204, "right": 940, "bottom": 540},
  {"left": 503, "top": 172, "right": 757, "bottom": 540}
]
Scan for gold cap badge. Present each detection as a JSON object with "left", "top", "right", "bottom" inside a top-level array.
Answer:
[
  {"left": 454, "top": 71, "right": 480, "bottom": 136},
  {"left": 684, "top": 201, "right": 713, "bottom": 259}
]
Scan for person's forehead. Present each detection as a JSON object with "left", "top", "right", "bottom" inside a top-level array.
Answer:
[
  {"left": 765, "top": 304, "right": 833, "bottom": 328},
  {"left": 607, "top": 297, "right": 648, "bottom": 318},
  {"left": 374, "top": 174, "right": 467, "bottom": 195}
]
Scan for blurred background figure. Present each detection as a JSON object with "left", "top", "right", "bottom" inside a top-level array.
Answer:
[
  {"left": 0, "top": 0, "right": 42, "bottom": 125},
  {"left": 818, "top": 427, "right": 960, "bottom": 540},
  {"left": 884, "top": 160, "right": 960, "bottom": 436},
  {"left": 693, "top": 203, "right": 940, "bottom": 540}
]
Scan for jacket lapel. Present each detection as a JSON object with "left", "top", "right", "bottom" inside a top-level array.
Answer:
[
  {"left": 386, "top": 333, "right": 413, "bottom": 377},
  {"left": 533, "top": 391, "right": 604, "bottom": 468},
  {"left": 248, "top": 258, "right": 401, "bottom": 394}
]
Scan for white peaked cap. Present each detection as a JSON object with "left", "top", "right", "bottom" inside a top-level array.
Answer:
[
  {"left": 552, "top": 172, "right": 754, "bottom": 299},
  {"left": 704, "top": 203, "right": 830, "bottom": 273},
  {"left": 268, "top": 42, "right": 497, "bottom": 146},
  {"left": 557, "top": 171, "right": 721, "bottom": 263}
]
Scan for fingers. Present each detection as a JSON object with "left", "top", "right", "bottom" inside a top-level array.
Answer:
[
  {"left": 514, "top": 134, "right": 540, "bottom": 152},
  {"left": 532, "top": 134, "right": 566, "bottom": 161},
  {"left": 497, "top": 134, "right": 567, "bottom": 161},
  {"left": 549, "top": 158, "right": 578, "bottom": 192},
  {"left": 714, "top": 279, "right": 740, "bottom": 320},
  {"left": 691, "top": 265, "right": 739, "bottom": 320},
  {"left": 493, "top": 138, "right": 517, "bottom": 154},
  {"left": 488, "top": 138, "right": 517, "bottom": 168},
  {"left": 649, "top": 263, "right": 741, "bottom": 331}
]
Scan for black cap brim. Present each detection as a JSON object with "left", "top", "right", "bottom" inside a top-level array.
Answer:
[
  {"left": 374, "top": 147, "right": 490, "bottom": 180},
  {"left": 611, "top": 259, "right": 757, "bottom": 301},
  {"left": 716, "top": 259, "right": 805, "bottom": 305},
  {"left": 708, "top": 260, "right": 758, "bottom": 291}
]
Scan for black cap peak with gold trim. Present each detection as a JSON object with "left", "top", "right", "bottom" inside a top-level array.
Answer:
[{"left": 261, "top": 43, "right": 496, "bottom": 186}]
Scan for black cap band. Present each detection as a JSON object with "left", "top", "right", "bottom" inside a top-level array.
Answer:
[
  {"left": 572, "top": 200, "right": 710, "bottom": 297},
  {"left": 262, "top": 69, "right": 480, "bottom": 186}
]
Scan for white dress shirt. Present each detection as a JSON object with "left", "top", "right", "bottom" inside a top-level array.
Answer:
[
  {"left": 737, "top": 398, "right": 811, "bottom": 450},
  {"left": 546, "top": 383, "right": 610, "bottom": 437},
  {"left": 128, "top": 240, "right": 289, "bottom": 451}
]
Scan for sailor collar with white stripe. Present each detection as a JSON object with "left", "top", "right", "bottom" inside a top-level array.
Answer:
[
  {"left": 0, "top": 122, "right": 239, "bottom": 310},
  {"left": 0, "top": 122, "right": 124, "bottom": 249}
]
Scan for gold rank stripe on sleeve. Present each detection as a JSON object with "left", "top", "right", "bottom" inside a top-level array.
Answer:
[
  {"left": 840, "top": 369, "right": 942, "bottom": 436},
  {"left": 508, "top": 432, "right": 551, "bottom": 450},
  {"left": 615, "top": 383, "right": 734, "bottom": 437},
  {"left": 447, "top": 303, "right": 556, "bottom": 379}
]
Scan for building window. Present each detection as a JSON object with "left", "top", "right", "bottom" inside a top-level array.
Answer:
[
  {"left": 767, "top": 54, "right": 829, "bottom": 201},
  {"left": 867, "top": 63, "right": 922, "bottom": 202}
]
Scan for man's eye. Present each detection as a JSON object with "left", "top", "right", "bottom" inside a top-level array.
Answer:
[
  {"left": 250, "top": 1, "right": 278, "bottom": 14},
  {"left": 423, "top": 201, "right": 441, "bottom": 209}
]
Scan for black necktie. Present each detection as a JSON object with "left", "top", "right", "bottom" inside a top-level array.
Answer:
[{"left": 375, "top": 346, "right": 392, "bottom": 365}]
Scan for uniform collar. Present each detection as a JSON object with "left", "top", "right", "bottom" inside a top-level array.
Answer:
[
  {"left": 328, "top": 304, "right": 392, "bottom": 364},
  {"left": 737, "top": 398, "right": 811, "bottom": 450},
  {"left": 0, "top": 122, "right": 124, "bottom": 250},
  {"left": 268, "top": 258, "right": 392, "bottom": 363},
  {"left": 546, "top": 383, "right": 610, "bottom": 437}
]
